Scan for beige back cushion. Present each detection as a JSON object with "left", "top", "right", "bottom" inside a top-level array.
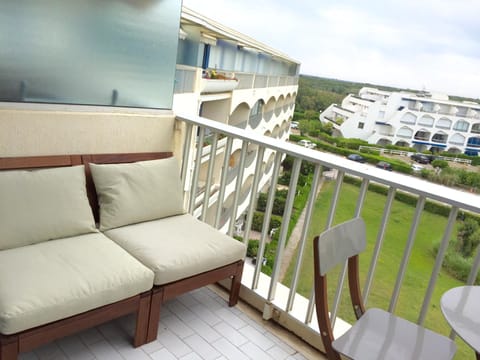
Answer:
[
  {"left": 0, "top": 165, "right": 97, "bottom": 251},
  {"left": 90, "top": 157, "right": 185, "bottom": 231}
]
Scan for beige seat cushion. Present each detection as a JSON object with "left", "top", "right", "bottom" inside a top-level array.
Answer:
[
  {"left": 104, "top": 214, "right": 246, "bottom": 285},
  {"left": 90, "top": 157, "right": 185, "bottom": 231},
  {"left": 0, "top": 233, "right": 154, "bottom": 335},
  {"left": 0, "top": 165, "right": 97, "bottom": 251}
]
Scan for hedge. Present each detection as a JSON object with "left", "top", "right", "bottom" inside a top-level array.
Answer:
[
  {"left": 251, "top": 211, "right": 282, "bottom": 232},
  {"left": 344, "top": 175, "right": 480, "bottom": 222}
]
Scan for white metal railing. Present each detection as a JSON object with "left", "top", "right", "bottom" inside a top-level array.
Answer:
[{"left": 176, "top": 114, "right": 480, "bottom": 352}]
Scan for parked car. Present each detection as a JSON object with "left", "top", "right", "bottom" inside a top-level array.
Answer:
[
  {"left": 347, "top": 154, "right": 366, "bottom": 163},
  {"left": 376, "top": 161, "right": 393, "bottom": 171},
  {"left": 290, "top": 121, "right": 299, "bottom": 129},
  {"left": 298, "top": 139, "right": 316, "bottom": 149},
  {"left": 411, "top": 163, "right": 424, "bottom": 172},
  {"left": 410, "top": 153, "right": 430, "bottom": 164}
]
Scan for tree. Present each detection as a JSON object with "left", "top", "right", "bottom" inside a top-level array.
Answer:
[{"left": 456, "top": 218, "right": 480, "bottom": 258}]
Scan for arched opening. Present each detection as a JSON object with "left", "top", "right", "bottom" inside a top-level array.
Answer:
[
  {"left": 229, "top": 103, "right": 250, "bottom": 129},
  {"left": 275, "top": 95, "right": 285, "bottom": 117},
  {"left": 377, "top": 138, "right": 392, "bottom": 146},
  {"left": 395, "top": 140, "right": 410, "bottom": 148},
  {"left": 400, "top": 112, "right": 416, "bottom": 124},
  {"left": 248, "top": 99, "right": 264, "bottom": 129},
  {"left": 447, "top": 147, "right": 462, "bottom": 154},
  {"left": 396, "top": 126, "right": 413, "bottom": 138},
  {"left": 453, "top": 120, "right": 469, "bottom": 132},
  {"left": 472, "top": 123, "right": 480, "bottom": 134},
  {"left": 449, "top": 133, "right": 465, "bottom": 145},
  {"left": 431, "top": 131, "right": 448, "bottom": 144},
  {"left": 418, "top": 115, "right": 434, "bottom": 127},
  {"left": 466, "top": 136, "right": 480, "bottom": 148},
  {"left": 414, "top": 129, "right": 431, "bottom": 142},
  {"left": 436, "top": 117, "right": 452, "bottom": 129},
  {"left": 264, "top": 96, "right": 276, "bottom": 122}
]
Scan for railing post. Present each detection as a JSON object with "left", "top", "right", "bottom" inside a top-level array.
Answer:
[
  {"left": 389, "top": 196, "right": 426, "bottom": 313},
  {"left": 267, "top": 158, "right": 302, "bottom": 302}
]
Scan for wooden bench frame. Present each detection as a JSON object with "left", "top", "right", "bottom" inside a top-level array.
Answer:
[{"left": 0, "top": 153, "right": 244, "bottom": 359}]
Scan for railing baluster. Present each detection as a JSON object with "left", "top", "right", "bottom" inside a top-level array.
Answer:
[
  {"left": 363, "top": 187, "right": 396, "bottom": 305},
  {"left": 252, "top": 151, "right": 282, "bottom": 290},
  {"left": 268, "top": 158, "right": 302, "bottom": 301},
  {"left": 228, "top": 141, "right": 248, "bottom": 236},
  {"left": 306, "top": 170, "right": 345, "bottom": 324},
  {"left": 201, "top": 133, "right": 218, "bottom": 222},
  {"left": 287, "top": 164, "right": 322, "bottom": 311},
  {"left": 418, "top": 207, "right": 458, "bottom": 325},
  {"left": 188, "top": 126, "right": 204, "bottom": 214},
  {"left": 180, "top": 123, "right": 193, "bottom": 192},
  {"left": 389, "top": 196, "right": 426, "bottom": 313},
  {"left": 214, "top": 137, "right": 233, "bottom": 229},
  {"left": 243, "top": 146, "right": 266, "bottom": 245}
]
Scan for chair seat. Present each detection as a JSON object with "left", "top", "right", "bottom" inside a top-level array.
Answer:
[
  {"left": 0, "top": 233, "right": 154, "bottom": 335},
  {"left": 104, "top": 214, "right": 246, "bottom": 285},
  {"left": 332, "top": 308, "right": 456, "bottom": 360}
]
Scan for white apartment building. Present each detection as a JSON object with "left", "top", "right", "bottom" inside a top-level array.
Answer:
[
  {"left": 174, "top": 7, "right": 300, "bottom": 232},
  {"left": 320, "top": 87, "right": 480, "bottom": 156}
]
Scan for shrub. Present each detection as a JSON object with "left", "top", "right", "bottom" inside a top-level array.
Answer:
[
  {"left": 247, "top": 240, "right": 259, "bottom": 257},
  {"left": 278, "top": 171, "right": 291, "bottom": 185},
  {"left": 432, "top": 241, "right": 479, "bottom": 285},
  {"left": 431, "top": 159, "right": 449, "bottom": 169},
  {"left": 273, "top": 197, "right": 286, "bottom": 215},
  {"left": 251, "top": 211, "right": 282, "bottom": 232},
  {"left": 456, "top": 218, "right": 480, "bottom": 258}
]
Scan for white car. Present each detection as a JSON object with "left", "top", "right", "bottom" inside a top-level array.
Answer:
[
  {"left": 298, "top": 139, "right": 316, "bottom": 149},
  {"left": 411, "top": 164, "right": 424, "bottom": 172}
]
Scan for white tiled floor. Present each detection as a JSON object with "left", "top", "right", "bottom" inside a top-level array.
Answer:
[{"left": 19, "top": 287, "right": 320, "bottom": 360}]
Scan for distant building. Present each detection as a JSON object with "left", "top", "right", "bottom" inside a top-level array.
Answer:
[
  {"left": 174, "top": 7, "right": 300, "bottom": 230},
  {"left": 320, "top": 87, "right": 480, "bottom": 156}
]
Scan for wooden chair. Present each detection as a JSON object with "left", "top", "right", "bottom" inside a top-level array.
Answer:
[{"left": 313, "top": 217, "right": 456, "bottom": 360}]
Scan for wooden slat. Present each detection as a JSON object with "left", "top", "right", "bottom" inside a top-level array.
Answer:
[
  {"left": 86, "top": 152, "right": 172, "bottom": 164},
  {"left": 16, "top": 294, "right": 142, "bottom": 352},
  {"left": 0, "top": 155, "right": 80, "bottom": 170}
]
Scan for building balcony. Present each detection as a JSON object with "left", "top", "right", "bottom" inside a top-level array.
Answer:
[
  {"left": 200, "top": 77, "right": 238, "bottom": 93},
  {"left": 5, "top": 112, "right": 480, "bottom": 359},
  {"left": 177, "top": 114, "right": 480, "bottom": 359}
]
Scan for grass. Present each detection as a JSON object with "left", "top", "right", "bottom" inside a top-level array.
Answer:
[{"left": 282, "top": 180, "right": 474, "bottom": 359}]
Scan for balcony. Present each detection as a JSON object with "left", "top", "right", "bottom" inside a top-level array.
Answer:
[
  {"left": 4, "top": 112, "right": 480, "bottom": 359},
  {"left": 177, "top": 114, "right": 480, "bottom": 359}
]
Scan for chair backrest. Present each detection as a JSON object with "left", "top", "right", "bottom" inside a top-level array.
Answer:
[
  {"left": 315, "top": 217, "right": 366, "bottom": 275},
  {"left": 313, "top": 217, "right": 367, "bottom": 360}
]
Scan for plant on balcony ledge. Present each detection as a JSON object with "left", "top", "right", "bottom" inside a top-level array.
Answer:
[{"left": 203, "top": 69, "right": 238, "bottom": 81}]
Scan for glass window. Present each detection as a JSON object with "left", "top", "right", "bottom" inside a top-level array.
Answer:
[
  {"left": 453, "top": 120, "right": 469, "bottom": 132},
  {"left": 0, "top": 0, "right": 181, "bottom": 109}
]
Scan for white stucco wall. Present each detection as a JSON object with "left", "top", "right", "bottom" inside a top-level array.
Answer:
[{"left": 0, "top": 103, "right": 176, "bottom": 157}]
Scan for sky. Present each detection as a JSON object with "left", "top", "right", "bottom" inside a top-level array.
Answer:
[{"left": 182, "top": 0, "right": 480, "bottom": 99}]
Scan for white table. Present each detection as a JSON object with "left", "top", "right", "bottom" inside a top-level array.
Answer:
[{"left": 441, "top": 286, "right": 480, "bottom": 360}]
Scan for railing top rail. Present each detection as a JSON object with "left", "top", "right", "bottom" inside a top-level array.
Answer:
[{"left": 176, "top": 114, "right": 480, "bottom": 214}]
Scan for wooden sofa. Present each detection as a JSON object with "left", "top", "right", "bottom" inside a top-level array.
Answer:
[{"left": 0, "top": 152, "right": 245, "bottom": 359}]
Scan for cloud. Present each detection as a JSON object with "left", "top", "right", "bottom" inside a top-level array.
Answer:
[{"left": 183, "top": 0, "right": 480, "bottom": 98}]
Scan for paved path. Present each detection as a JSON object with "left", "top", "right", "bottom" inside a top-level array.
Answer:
[{"left": 278, "top": 171, "right": 335, "bottom": 281}]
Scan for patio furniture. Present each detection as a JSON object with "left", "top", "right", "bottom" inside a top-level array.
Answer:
[
  {"left": 313, "top": 217, "right": 456, "bottom": 360},
  {"left": 441, "top": 285, "right": 480, "bottom": 360},
  {"left": 0, "top": 152, "right": 246, "bottom": 359}
]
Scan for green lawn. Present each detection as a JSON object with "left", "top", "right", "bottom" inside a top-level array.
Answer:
[{"left": 282, "top": 180, "right": 474, "bottom": 359}]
